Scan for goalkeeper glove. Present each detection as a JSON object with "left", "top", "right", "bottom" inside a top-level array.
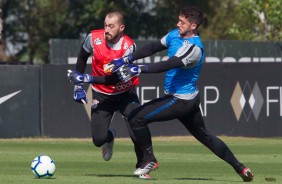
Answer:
[
  {"left": 103, "top": 54, "right": 133, "bottom": 74},
  {"left": 73, "top": 84, "right": 88, "bottom": 104},
  {"left": 67, "top": 69, "right": 94, "bottom": 85},
  {"left": 116, "top": 64, "right": 141, "bottom": 82}
]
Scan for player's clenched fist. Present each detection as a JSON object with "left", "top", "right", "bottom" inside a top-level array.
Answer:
[
  {"left": 73, "top": 84, "right": 88, "bottom": 104},
  {"left": 67, "top": 69, "right": 94, "bottom": 84},
  {"left": 116, "top": 64, "right": 141, "bottom": 82},
  {"left": 104, "top": 54, "right": 133, "bottom": 74}
]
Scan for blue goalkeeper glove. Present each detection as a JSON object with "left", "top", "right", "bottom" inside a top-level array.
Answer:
[
  {"left": 104, "top": 54, "right": 133, "bottom": 74},
  {"left": 67, "top": 69, "right": 94, "bottom": 85},
  {"left": 116, "top": 64, "right": 141, "bottom": 82},
  {"left": 73, "top": 84, "right": 88, "bottom": 104}
]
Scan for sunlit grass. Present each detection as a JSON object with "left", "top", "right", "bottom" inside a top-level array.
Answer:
[{"left": 0, "top": 136, "right": 281, "bottom": 184}]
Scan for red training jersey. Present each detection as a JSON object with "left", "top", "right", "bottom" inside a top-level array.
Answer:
[{"left": 90, "top": 29, "right": 139, "bottom": 95}]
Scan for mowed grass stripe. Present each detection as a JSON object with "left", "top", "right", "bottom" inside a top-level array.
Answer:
[{"left": 0, "top": 136, "right": 281, "bottom": 184}]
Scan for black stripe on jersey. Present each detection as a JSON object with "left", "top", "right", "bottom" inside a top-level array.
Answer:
[
  {"left": 132, "top": 43, "right": 136, "bottom": 52},
  {"left": 178, "top": 44, "right": 196, "bottom": 60}
]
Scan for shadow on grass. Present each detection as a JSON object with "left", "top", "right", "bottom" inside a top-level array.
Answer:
[
  {"left": 175, "top": 178, "right": 212, "bottom": 181},
  {"left": 33, "top": 178, "right": 56, "bottom": 180},
  {"left": 84, "top": 174, "right": 239, "bottom": 182},
  {"left": 175, "top": 178, "right": 240, "bottom": 183},
  {"left": 84, "top": 173, "right": 156, "bottom": 180}
]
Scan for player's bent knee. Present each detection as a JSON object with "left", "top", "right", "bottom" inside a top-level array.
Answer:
[{"left": 92, "top": 137, "right": 105, "bottom": 147}]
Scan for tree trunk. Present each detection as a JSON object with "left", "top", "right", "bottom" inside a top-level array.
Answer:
[{"left": 0, "top": 0, "right": 10, "bottom": 61}]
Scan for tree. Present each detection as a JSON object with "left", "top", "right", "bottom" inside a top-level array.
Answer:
[
  {"left": 0, "top": 0, "right": 11, "bottom": 61},
  {"left": 3, "top": 0, "right": 147, "bottom": 63},
  {"left": 4, "top": 0, "right": 69, "bottom": 64},
  {"left": 2, "top": 0, "right": 281, "bottom": 64},
  {"left": 198, "top": 0, "right": 240, "bottom": 40},
  {"left": 226, "top": 0, "right": 282, "bottom": 41},
  {"left": 66, "top": 0, "right": 146, "bottom": 38},
  {"left": 139, "top": 0, "right": 215, "bottom": 39}
]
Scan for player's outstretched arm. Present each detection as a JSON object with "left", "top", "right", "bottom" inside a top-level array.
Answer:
[
  {"left": 67, "top": 70, "right": 119, "bottom": 85},
  {"left": 136, "top": 43, "right": 201, "bottom": 73},
  {"left": 104, "top": 41, "right": 167, "bottom": 74},
  {"left": 116, "top": 56, "right": 185, "bottom": 83},
  {"left": 131, "top": 40, "right": 167, "bottom": 60},
  {"left": 139, "top": 56, "right": 184, "bottom": 73}
]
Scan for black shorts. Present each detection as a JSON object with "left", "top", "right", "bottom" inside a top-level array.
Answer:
[{"left": 90, "top": 87, "right": 140, "bottom": 145}]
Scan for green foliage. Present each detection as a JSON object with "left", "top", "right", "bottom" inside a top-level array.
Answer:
[
  {"left": 2, "top": 0, "right": 281, "bottom": 63},
  {"left": 143, "top": 0, "right": 215, "bottom": 39},
  {"left": 225, "top": 0, "right": 282, "bottom": 41},
  {"left": 4, "top": 0, "right": 69, "bottom": 63}
]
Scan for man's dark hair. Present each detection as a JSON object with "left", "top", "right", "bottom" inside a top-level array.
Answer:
[
  {"left": 179, "top": 7, "right": 203, "bottom": 28},
  {"left": 106, "top": 10, "right": 125, "bottom": 25}
]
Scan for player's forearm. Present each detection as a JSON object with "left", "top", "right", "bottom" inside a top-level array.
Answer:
[
  {"left": 68, "top": 70, "right": 120, "bottom": 85},
  {"left": 139, "top": 56, "right": 184, "bottom": 73},
  {"left": 131, "top": 41, "right": 166, "bottom": 61},
  {"left": 92, "top": 74, "right": 120, "bottom": 85}
]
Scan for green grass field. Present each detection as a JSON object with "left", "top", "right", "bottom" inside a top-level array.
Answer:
[{"left": 0, "top": 136, "right": 281, "bottom": 184}]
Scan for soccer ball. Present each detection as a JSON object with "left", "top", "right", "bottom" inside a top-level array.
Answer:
[{"left": 31, "top": 155, "right": 56, "bottom": 178}]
